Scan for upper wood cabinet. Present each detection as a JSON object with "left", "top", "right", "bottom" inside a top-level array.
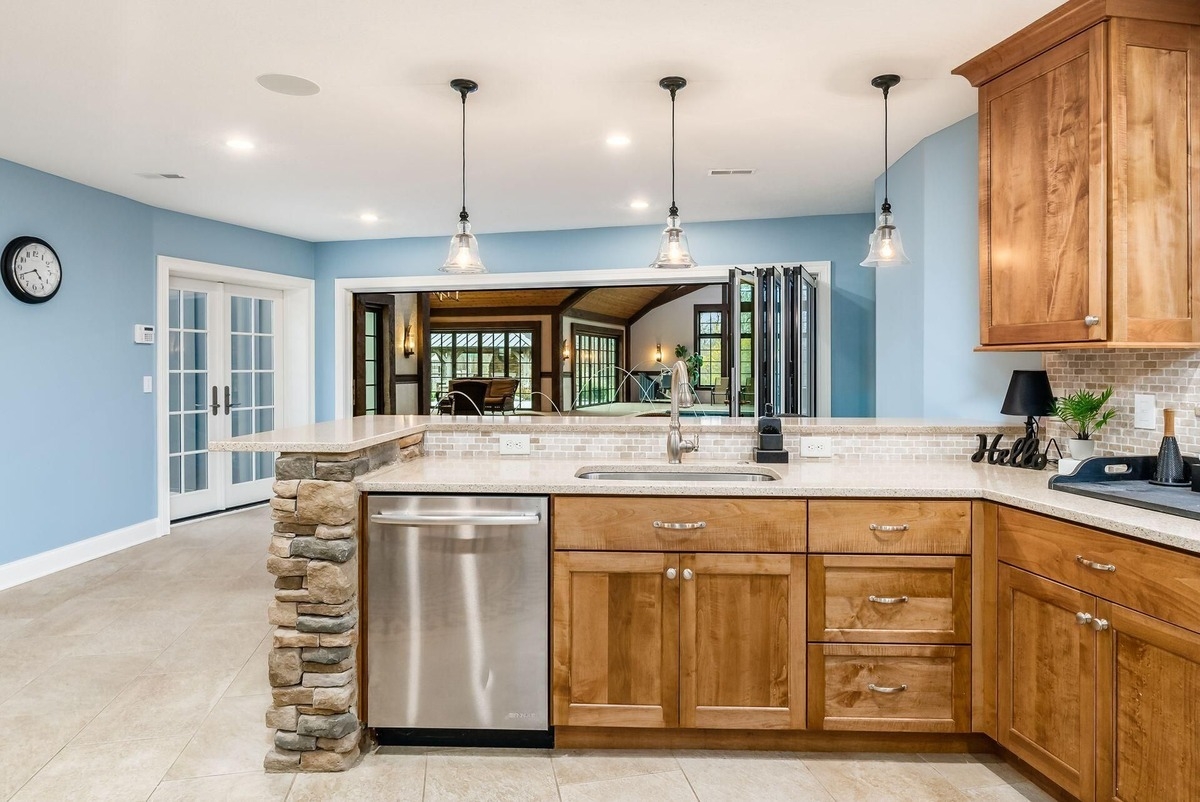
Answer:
[{"left": 956, "top": 1, "right": 1200, "bottom": 349}]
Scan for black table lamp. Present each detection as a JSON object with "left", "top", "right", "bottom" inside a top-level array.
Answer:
[{"left": 1001, "top": 370, "right": 1055, "bottom": 439}]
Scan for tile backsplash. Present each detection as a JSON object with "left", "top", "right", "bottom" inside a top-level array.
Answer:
[{"left": 1043, "top": 349, "right": 1200, "bottom": 458}]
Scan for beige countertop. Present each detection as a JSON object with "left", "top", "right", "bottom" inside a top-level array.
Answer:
[
  {"left": 211, "top": 415, "right": 1021, "bottom": 453},
  {"left": 358, "top": 456, "right": 1200, "bottom": 556}
]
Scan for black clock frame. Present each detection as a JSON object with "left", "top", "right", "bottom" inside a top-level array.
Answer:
[{"left": 2, "top": 236, "right": 61, "bottom": 304}]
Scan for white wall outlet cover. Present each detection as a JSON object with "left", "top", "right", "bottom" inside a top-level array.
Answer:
[
  {"left": 499, "top": 434, "right": 531, "bottom": 456},
  {"left": 1133, "top": 394, "right": 1156, "bottom": 430},
  {"left": 799, "top": 436, "right": 833, "bottom": 458}
]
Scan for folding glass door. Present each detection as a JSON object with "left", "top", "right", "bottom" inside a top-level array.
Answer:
[{"left": 167, "top": 277, "right": 282, "bottom": 520}]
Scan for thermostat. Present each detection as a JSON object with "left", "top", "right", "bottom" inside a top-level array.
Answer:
[{"left": 134, "top": 324, "right": 155, "bottom": 344}]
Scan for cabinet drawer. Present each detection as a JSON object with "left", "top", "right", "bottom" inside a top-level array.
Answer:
[
  {"left": 553, "top": 496, "right": 806, "bottom": 552},
  {"left": 996, "top": 507, "right": 1200, "bottom": 634},
  {"left": 807, "top": 644, "right": 971, "bottom": 732},
  {"left": 808, "top": 501, "right": 971, "bottom": 554},
  {"left": 808, "top": 556, "right": 971, "bottom": 644}
]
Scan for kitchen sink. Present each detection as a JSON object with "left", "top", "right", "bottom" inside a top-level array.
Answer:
[{"left": 575, "top": 468, "right": 779, "bottom": 483}]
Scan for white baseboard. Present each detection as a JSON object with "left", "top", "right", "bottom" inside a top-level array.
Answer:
[{"left": 0, "top": 518, "right": 163, "bottom": 591}]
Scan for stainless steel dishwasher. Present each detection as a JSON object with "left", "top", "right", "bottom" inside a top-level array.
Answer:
[{"left": 365, "top": 494, "right": 550, "bottom": 747}]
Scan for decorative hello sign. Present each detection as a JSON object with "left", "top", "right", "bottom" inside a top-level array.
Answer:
[{"left": 970, "top": 433, "right": 1052, "bottom": 470}]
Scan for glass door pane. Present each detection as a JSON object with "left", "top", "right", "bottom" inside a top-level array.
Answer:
[
  {"left": 229, "top": 293, "right": 278, "bottom": 486},
  {"left": 169, "top": 288, "right": 210, "bottom": 495}
]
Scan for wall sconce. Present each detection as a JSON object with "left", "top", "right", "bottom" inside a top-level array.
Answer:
[
  {"left": 562, "top": 339, "right": 570, "bottom": 361},
  {"left": 403, "top": 324, "right": 415, "bottom": 358},
  {"left": 655, "top": 342, "right": 663, "bottom": 362}
]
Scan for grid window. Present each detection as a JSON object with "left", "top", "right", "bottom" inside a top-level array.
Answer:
[
  {"left": 429, "top": 328, "right": 534, "bottom": 410},
  {"left": 573, "top": 330, "right": 620, "bottom": 408},
  {"left": 695, "top": 308, "right": 723, "bottom": 387},
  {"left": 168, "top": 289, "right": 209, "bottom": 495},
  {"left": 229, "top": 295, "right": 277, "bottom": 484}
]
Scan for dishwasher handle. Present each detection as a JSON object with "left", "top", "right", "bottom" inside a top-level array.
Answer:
[{"left": 370, "top": 512, "right": 542, "bottom": 527}]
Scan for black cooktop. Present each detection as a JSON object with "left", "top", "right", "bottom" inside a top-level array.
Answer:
[{"left": 1049, "top": 456, "right": 1200, "bottom": 522}]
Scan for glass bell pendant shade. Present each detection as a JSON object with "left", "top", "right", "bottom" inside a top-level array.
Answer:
[
  {"left": 440, "top": 218, "right": 486, "bottom": 274},
  {"left": 651, "top": 213, "right": 696, "bottom": 269},
  {"left": 860, "top": 209, "right": 911, "bottom": 267}
]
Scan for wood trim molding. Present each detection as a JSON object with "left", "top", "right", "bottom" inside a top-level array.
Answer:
[{"left": 953, "top": 0, "right": 1200, "bottom": 86}]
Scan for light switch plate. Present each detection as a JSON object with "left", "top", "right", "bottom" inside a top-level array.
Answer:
[
  {"left": 1134, "top": 394, "right": 1156, "bottom": 430},
  {"left": 142, "top": 376, "right": 153, "bottom": 393}
]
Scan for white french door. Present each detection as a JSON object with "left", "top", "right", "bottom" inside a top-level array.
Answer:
[{"left": 167, "top": 277, "right": 283, "bottom": 520}]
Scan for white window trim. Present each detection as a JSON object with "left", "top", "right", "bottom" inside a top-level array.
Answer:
[
  {"left": 334, "top": 262, "right": 832, "bottom": 419},
  {"left": 155, "top": 256, "right": 315, "bottom": 535}
]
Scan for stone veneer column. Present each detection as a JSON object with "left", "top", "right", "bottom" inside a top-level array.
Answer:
[{"left": 262, "top": 432, "right": 422, "bottom": 772}]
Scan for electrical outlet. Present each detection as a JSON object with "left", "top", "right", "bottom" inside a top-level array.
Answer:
[
  {"left": 799, "top": 436, "right": 833, "bottom": 458},
  {"left": 1134, "top": 394, "right": 1156, "bottom": 430},
  {"left": 499, "top": 434, "right": 531, "bottom": 455}
]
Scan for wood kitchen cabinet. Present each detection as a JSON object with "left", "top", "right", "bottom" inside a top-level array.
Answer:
[
  {"left": 956, "top": 2, "right": 1200, "bottom": 348},
  {"left": 993, "top": 505, "right": 1200, "bottom": 801},
  {"left": 553, "top": 550, "right": 806, "bottom": 730}
]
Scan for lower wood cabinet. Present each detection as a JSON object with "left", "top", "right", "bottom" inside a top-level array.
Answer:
[
  {"left": 553, "top": 550, "right": 806, "bottom": 730},
  {"left": 808, "top": 644, "right": 971, "bottom": 732},
  {"left": 998, "top": 564, "right": 1096, "bottom": 800},
  {"left": 998, "top": 537, "right": 1200, "bottom": 802}
]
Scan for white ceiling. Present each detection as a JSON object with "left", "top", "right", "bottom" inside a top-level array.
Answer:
[{"left": 0, "top": 0, "right": 1061, "bottom": 242}]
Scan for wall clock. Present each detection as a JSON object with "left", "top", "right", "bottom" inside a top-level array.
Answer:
[{"left": 2, "top": 236, "right": 62, "bottom": 304}]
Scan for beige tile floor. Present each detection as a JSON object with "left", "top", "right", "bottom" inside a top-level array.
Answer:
[{"left": 0, "top": 506, "right": 1056, "bottom": 802}]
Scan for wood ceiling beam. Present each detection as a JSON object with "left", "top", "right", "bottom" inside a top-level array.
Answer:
[{"left": 627, "top": 284, "right": 708, "bottom": 326}]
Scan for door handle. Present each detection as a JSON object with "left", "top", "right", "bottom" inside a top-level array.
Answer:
[
  {"left": 223, "top": 385, "right": 241, "bottom": 415},
  {"left": 370, "top": 512, "right": 542, "bottom": 526},
  {"left": 210, "top": 385, "right": 220, "bottom": 416}
]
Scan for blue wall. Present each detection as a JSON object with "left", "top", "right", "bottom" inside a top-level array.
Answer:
[
  {"left": 873, "top": 116, "right": 1040, "bottom": 419},
  {"left": 0, "top": 158, "right": 314, "bottom": 565},
  {"left": 315, "top": 213, "right": 876, "bottom": 419}
]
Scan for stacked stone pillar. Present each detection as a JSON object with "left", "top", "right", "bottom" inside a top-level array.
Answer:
[{"left": 262, "top": 433, "right": 422, "bottom": 772}]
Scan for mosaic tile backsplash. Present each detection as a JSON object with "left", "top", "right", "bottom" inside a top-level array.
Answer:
[{"left": 1043, "top": 349, "right": 1200, "bottom": 458}]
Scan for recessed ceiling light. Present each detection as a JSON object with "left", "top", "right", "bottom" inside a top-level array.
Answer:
[
  {"left": 257, "top": 74, "right": 321, "bottom": 97},
  {"left": 629, "top": 199, "right": 650, "bottom": 210},
  {"left": 606, "top": 134, "right": 632, "bottom": 147},
  {"left": 226, "top": 138, "right": 255, "bottom": 151},
  {"left": 360, "top": 212, "right": 379, "bottom": 223}
]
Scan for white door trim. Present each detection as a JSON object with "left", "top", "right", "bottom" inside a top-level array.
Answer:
[
  {"left": 156, "top": 256, "right": 315, "bottom": 535},
  {"left": 332, "top": 262, "right": 832, "bottom": 419}
]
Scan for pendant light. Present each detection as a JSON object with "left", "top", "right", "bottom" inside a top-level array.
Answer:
[
  {"left": 440, "top": 78, "right": 486, "bottom": 274},
  {"left": 651, "top": 76, "right": 696, "bottom": 269},
  {"left": 861, "top": 74, "right": 911, "bottom": 268}
]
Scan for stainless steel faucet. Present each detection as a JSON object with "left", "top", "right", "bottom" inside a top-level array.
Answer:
[{"left": 667, "top": 359, "right": 698, "bottom": 464}]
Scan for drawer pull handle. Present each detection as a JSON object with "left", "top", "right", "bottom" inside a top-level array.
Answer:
[
  {"left": 869, "top": 524, "right": 910, "bottom": 533},
  {"left": 654, "top": 520, "right": 707, "bottom": 530},
  {"left": 1076, "top": 556, "right": 1116, "bottom": 573},
  {"left": 868, "top": 595, "right": 909, "bottom": 605},
  {"left": 868, "top": 683, "right": 908, "bottom": 694}
]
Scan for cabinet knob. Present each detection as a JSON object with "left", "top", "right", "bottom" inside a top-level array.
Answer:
[
  {"left": 1076, "top": 611, "right": 1094, "bottom": 626},
  {"left": 665, "top": 568, "right": 677, "bottom": 580},
  {"left": 1091, "top": 617, "right": 1110, "bottom": 632},
  {"left": 682, "top": 568, "right": 694, "bottom": 581},
  {"left": 1084, "top": 315, "right": 1101, "bottom": 327}
]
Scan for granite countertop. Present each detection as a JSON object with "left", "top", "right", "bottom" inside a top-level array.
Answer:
[
  {"left": 210, "top": 415, "right": 1022, "bottom": 453},
  {"left": 358, "top": 456, "right": 1200, "bottom": 556}
]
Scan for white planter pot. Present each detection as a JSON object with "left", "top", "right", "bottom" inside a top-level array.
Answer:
[{"left": 1068, "top": 438, "right": 1096, "bottom": 460}]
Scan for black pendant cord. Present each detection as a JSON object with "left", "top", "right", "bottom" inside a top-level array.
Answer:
[
  {"left": 460, "top": 90, "right": 468, "bottom": 223},
  {"left": 881, "top": 84, "right": 890, "bottom": 214},
  {"left": 669, "top": 89, "right": 678, "bottom": 217}
]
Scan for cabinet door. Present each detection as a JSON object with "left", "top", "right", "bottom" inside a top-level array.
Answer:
[
  {"left": 552, "top": 551, "right": 679, "bottom": 728},
  {"left": 979, "top": 27, "right": 1107, "bottom": 345},
  {"left": 1097, "top": 602, "right": 1200, "bottom": 802},
  {"left": 998, "top": 565, "right": 1096, "bottom": 800},
  {"left": 679, "top": 553, "right": 805, "bottom": 729},
  {"left": 1109, "top": 20, "right": 1200, "bottom": 345}
]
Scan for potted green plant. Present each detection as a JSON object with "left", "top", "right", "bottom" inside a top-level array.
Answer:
[
  {"left": 674, "top": 344, "right": 703, "bottom": 386},
  {"left": 1053, "top": 387, "right": 1117, "bottom": 459}
]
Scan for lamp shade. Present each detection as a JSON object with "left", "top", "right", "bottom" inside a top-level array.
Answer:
[{"left": 1001, "top": 370, "right": 1055, "bottom": 418}]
